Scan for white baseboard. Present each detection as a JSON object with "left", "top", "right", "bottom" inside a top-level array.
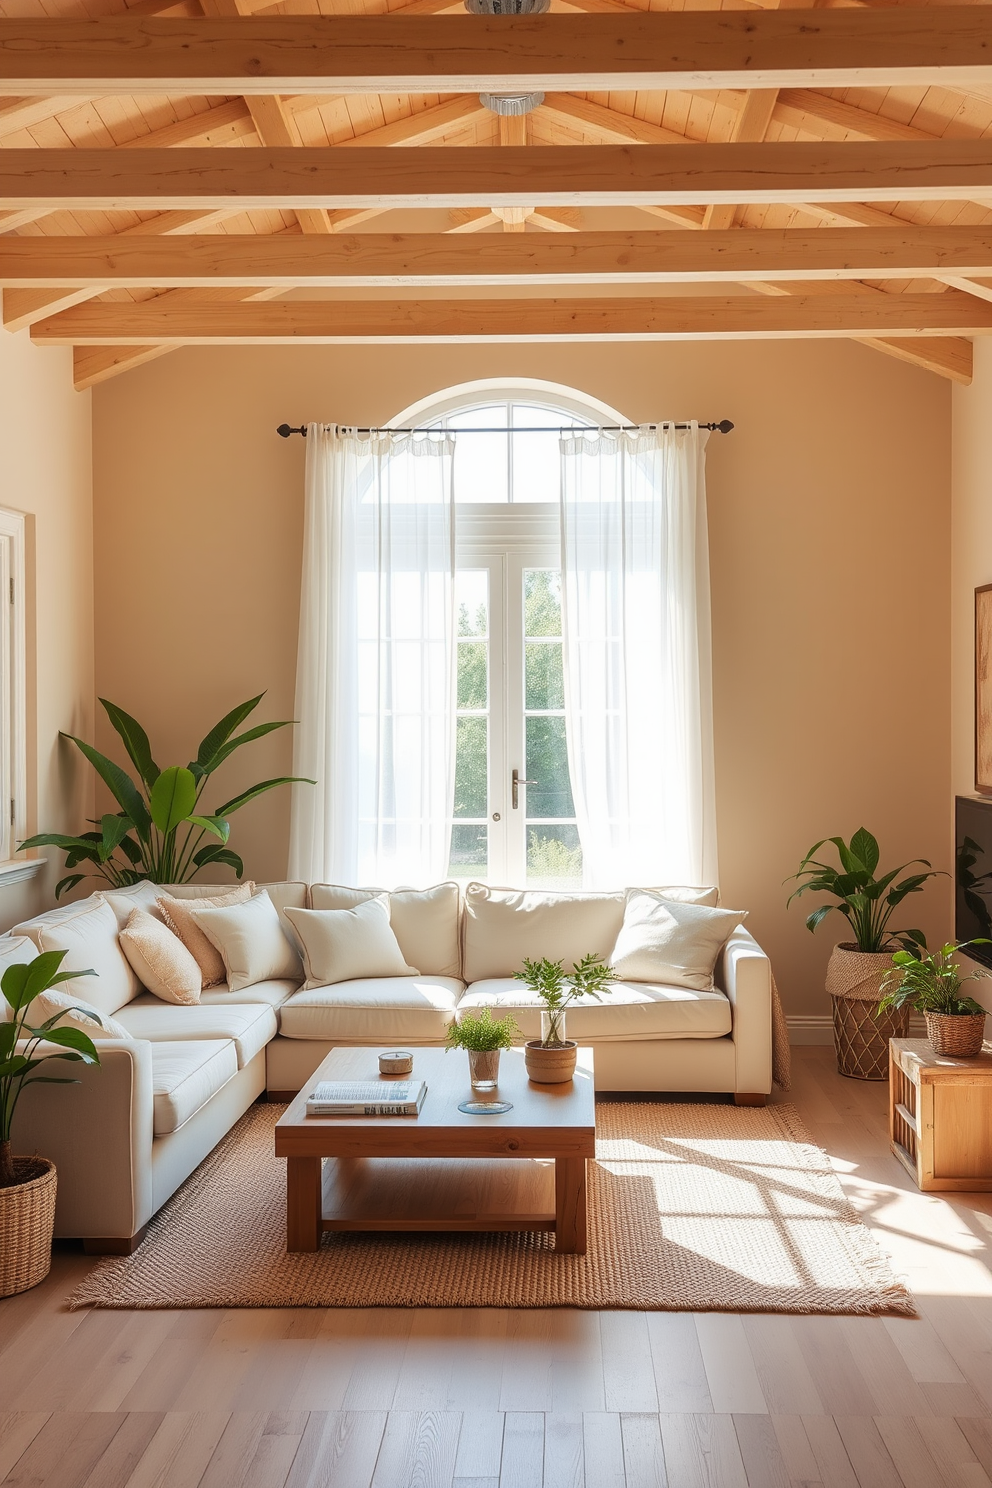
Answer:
[{"left": 787, "top": 1014, "right": 925, "bottom": 1046}]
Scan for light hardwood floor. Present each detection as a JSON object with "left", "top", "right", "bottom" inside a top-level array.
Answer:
[{"left": 5, "top": 1046, "right": 992, "bottom": 1487}]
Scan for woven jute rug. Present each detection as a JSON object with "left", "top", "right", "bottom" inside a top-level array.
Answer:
[{"left": 70, "top": 1101, "right": 914, "bottom": 1316}]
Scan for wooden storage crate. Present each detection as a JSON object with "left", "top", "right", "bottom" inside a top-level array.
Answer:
[{"left": 889, "top": 1038, "right": 992, "bottom": 1192}]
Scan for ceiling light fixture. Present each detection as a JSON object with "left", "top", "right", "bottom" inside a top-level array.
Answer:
[
  {"left": 478, "top": 91, "right": 545, "bottom": 115},
  {"left": 465, "top": 0, "right": 550, "bottom": 12}
]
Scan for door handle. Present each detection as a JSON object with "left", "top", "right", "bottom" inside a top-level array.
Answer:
[{"left": 512, "top": 768, "right": 536, "bottom": 810}]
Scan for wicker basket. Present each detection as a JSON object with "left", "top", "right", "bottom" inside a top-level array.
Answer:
[
  {"left": 0, "top": 1157, "right": 57, "bottom": 1297},
  {"left": 924, "top": 1011, "right": 988, "bottom": 1059},
  {"left": 826, "top": 944, "right": 907, "bottom": 1080}
]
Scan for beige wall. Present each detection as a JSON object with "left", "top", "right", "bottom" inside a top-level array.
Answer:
[
  {"left": 93, "top": 338, "right": 951, "bottom": 1022},
  {"left": 0, "top": 328, "right": 93, "bottom": 928}
]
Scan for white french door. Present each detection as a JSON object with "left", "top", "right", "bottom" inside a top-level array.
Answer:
[{"left": 450, "top": 511, "right": 582, "bottom": 888}]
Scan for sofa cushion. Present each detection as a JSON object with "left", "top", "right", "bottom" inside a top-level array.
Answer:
[
  {"left": 115, "top": 995, "right": 277, "bottom": 1067},
  {"left": 310, "top": 882, "right": 461, "bottom": 978},
  {"left": 279, "top": 976, "right": 463, "bottom": 1042},
  {"left": 198, "top": 978, "right": 298, "bottom": 1010},
  {"left": 457, "top": 978, "right": 732, "bottom": 1041},
  {"left": 119, "top": 908, "right": 203, "bottom": 1005},
  {"left": 192, "top": 891, "right": 302, "bottom": 993},
  {"left": 611, "top": 892, "right": 746, "bottom": 990},
  {"left": 28, "top": 985, "right": 132, "bottom": 1040},
  {"left": 150, "top": 1039, "right": 239, "bottom": 1134},
  {"left": 645, "top": 885, "right": 720, "bottom": 908},
  {"left": 14, "top": 897, "right": 139, "bottom": 1013},
  {"left": 285, "top": 899, "right": 419, "bottom": 987},
  {"left": 461, "top": 882, "right": 626, "bottom": 983}
]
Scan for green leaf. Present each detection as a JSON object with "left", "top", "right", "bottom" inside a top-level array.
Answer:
[
  {"left": 186, "top": 815, "right": 230, "bottom": 843},
  {"left": 99, "top": 699, "right": 160, "bottom": 789},
  {"left": 98, "top": 813, "right": 134, "bottom": 862},
  {"left": 54, "top": 874, "right": 85, "bottom": 900},
  {"left": 0, "top": 951, "right": 69, "bottom": 1012},
  {"left": 199, "top": 720, "right": 295, "bottom": 774},
  {"left": 850, "top": 827, "right": 880, "bottom": 876},
  {"left": 149, "top": 766, "right": 198, "bottom": 836},
  {"left": 61, "top": 734, "right": 151, "bottom": 840},
  {"left": 213, "top": 777, "right": 314, "bottom": 817},
  {"left": 194, "top": 695, "right": 264, "bottom": 774},
  {"left": 18, "top": 833, "right": 103, "bottom": 854},
  {"left": 805, "top": 904, "right": 836, "bottom": 934},
  {"left": 192, "top": 845, "right": 244, "bottom": 876},
  {"left": 32, "top": 1024, "right": 101, "bottom": 1062}
]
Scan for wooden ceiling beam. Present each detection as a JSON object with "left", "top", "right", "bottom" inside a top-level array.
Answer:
[
  {"left": 29, "top": 291, "right": 992, "bottom": 343},
  {"left": 2, "top": 12, "right": 992, "bottom": 96},
  {"left": 8, "top": 226, "right": 992, "bottom": 287},
  {"left": 6, "top": 142, "right": 992, "bottom": 211}
]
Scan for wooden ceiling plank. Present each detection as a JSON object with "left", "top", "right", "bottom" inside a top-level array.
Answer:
[
  {"left": 30, "top": 290, "right": 992, "bottom": 343},
  {"left": 703, "top": 89, "right": 780, "bottom": 230},
  {"left": 8, "top": 141, "right": 992, "bottom": 210},
  {"left": 4, "top": 12, "right": 992, "bottom": 96}
]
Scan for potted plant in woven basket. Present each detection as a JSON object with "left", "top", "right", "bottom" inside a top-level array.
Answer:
[
  {"left": 1, "top": 952, "right": 101, "bottom": 1297},
  {"left": 879, "top": 940, "right": 990, "bottom": 1059},
  {"left": 787, "top": 827, "right": 944, "bottom": 1080},
  {"left": 514, "top": 954, "right": 613, "bottom": 1084}
]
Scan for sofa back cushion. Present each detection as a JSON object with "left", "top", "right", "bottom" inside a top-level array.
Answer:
[
  {"left": 462, "top": 882, "right": 626, "bottom": 983},
  {"left": 646, "top": 885, "right": 720, "bottom": 908},
  {"left": 310, "top": 882, "right": 461, "bottom": 978},
  {"left": 14, "top": 897, "right": 139, "bottom": 1014}
]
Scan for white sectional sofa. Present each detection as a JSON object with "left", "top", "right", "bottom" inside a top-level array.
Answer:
[{"left": 7, "top": 878, "right": 773, "bottom": 1252}]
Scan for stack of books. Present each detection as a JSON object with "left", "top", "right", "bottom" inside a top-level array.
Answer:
[{"left": 305, "top": 1080, "right": 427, "bottom": 1117}]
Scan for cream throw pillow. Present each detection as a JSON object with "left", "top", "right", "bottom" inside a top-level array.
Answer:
[
  {"left": 285, "top": 899, "right": 420, "bottom": 989},
  {"left": 28, "top": 985, "right": 130, "bottom": 1039},
  {"left": 119, "top": 908, "right": 202, "bottom": 1006},
  {"left": 190, "top": 890, "right": 301, "bottom": 994},
  {"left": 611, "top": 891, "right": 746, "bottom": 990},
  {"left": 158, "top": 883, "right": 255, "bottom": 987},
  {"left": 309, "top": 882, "right": 460, "bottom": 978},
  {"left": 27, "top": 898, "right": 138, "bottom": 1014}
]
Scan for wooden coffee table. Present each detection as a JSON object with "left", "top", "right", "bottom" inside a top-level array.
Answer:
[{"left": 275, "top": 1046, "right": 596, "bottom": 1254}]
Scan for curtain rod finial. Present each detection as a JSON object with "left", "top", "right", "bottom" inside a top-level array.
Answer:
[
  {"left": 277, "top": 423, "right": 308, "bottom": 439},
  {"left": 716, "top": 420, "right": 734, "bottom": 434}
]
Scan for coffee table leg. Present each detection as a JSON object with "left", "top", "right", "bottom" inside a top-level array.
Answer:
[
  {"left": 287, "top": 1156, "right": 322, "bottom": 1252},
  {"left": 555, "top": 1157, "right": 587, "bottom": 1254}
]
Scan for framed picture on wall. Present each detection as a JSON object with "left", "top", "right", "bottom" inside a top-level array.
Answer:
[{"left": 977, "top": 585, "right": 992, "bottom": 794}]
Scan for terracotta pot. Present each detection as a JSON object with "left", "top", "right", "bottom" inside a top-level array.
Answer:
[
  {"left": 925, "top": 1011, "right": 988, "bottom": 1059},
  {"left": 825, "top": 943, "right": 909, "bottom": 1080},
  {"left": 0, "top": 1157, "right": 57, "bottom": 1298},
  {"left": 525, "top": 1040, "right": 578, "bottom": 1084}
]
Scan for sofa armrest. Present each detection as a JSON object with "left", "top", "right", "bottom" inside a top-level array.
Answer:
[
  {"left": 717, "top": 928, "right": 773, "bottom": 1095},
  {"left": 9, "top": 1039, "right": 155, "bottom": 1240}
]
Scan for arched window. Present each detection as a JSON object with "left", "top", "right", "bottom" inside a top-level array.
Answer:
[{"left": 387, "top": 381, "right": 632, "bottom": 887}]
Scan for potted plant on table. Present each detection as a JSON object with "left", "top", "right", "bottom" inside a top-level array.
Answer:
[
  {"left": 446, "top": 1007, "right": 520, "bottom": 1092},
  {"left": 879, "top": 940, "right": 990, "bottom": 1059},
  {"left": 787, "top": 827, "right": 944, "bottom": 1080},
  {"left": 514, "top": 953, "right": 613, "bottom": 1084},
  {"left": 1, "top": 953, "right": 101, "bottom": 1297}
]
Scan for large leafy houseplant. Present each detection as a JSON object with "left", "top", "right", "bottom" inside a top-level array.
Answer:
[
  {"left": 19, "top": 694, "right": 313, "bottom": 897},
  {"left": 787, "top": 827, "right": 942, "bottom": 953},
  {"left": 1, "top": 952, "right": 100, "bottom": 1188}
]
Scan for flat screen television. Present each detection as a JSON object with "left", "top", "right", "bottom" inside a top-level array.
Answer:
[{"left": 956, "top": 795, "right": 992, "bottom": 969}]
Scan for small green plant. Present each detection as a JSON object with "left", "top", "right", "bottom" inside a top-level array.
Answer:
[
  {"left": 878, "top": 939, "right": 990, "bottom": 1019},
  {"left": 446, "top": 1006, "right": 520, "bottom": 1053},
  {"left": 786, "top": 827, "right": 943, "bottom": 953},
  {"left": 19, "top": 693, "right": 314, "bottom": 897},
  {"left": 513, "top": 953, "right": 613, "bottom": 1047},
  {"left": 1, "top": 952, "right": 101, "bottom": 1188}
]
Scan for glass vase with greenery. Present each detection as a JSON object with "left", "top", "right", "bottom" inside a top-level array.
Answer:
[
  {"left": 446, "top": 1007, "right": 520, "bottom": 1090},
  {"left": 513, "top": 953, "right": 613, "bottom": 1047},
  {"left": 18, "top": 694, "right": 314, "bottom": 898},
  {"left": 787, "top": 827, "right": 942, "bottom": 952}
]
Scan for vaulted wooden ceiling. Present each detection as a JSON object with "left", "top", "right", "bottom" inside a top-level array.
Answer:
[{"left": 2, "top": 3, "right": 992, "bottom": 388}]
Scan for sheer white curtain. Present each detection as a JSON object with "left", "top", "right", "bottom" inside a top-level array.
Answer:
[
  {"left": 289, "top": 424, "right": 457, "bottom": 886},
  {"left": 559, "top": 422, "right": 717, "bottom": 890}
]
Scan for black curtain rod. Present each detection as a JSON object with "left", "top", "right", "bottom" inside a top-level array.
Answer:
[{"left": 277, "top": 419, "right": 734, "bottom": 438}]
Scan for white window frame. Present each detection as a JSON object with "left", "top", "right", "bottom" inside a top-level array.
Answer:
[{"left": 0, "top": 508, "right": 27, "bottom": 869}]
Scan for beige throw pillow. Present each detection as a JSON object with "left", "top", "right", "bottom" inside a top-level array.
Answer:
[
  {"left": 190, "top": 890, "right": 301, "bottom": 994},
  {"left": 309, "top": 882, "right": 460, "bottom": 978},
  {"left": 285, "top": 898, "right": 420, "bottom": 989},
  {"left": 119, "top": 908, "right": 203, "bottom": 1006},
  {"left": 611, "top": 891, "right": 746, "bottom": 990},
  {"left": 158, "top": 883, "right": 255, "bottom": 987},
  {"left": 28, "top": 985, "right": 130, "bottom": 1039}
]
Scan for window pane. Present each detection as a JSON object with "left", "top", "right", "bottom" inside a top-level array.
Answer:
[
  {"left": 525, "top": 641, "right": 564, "bottom": 711},
  {"left": 453, "top": 715, "right": 488, "bottom": 818},
  {"left": 450, "top": 823, "right": 487, "bottom": 878},
  {"left": 524, "top": 569, "right": 562, "bottom": 638},
  {"left": 525, "top": 716, "right": 574, "bottom": 818},
  {"left": 527, "top": 825, "right": 582, "bottom": 888},
  {"left": 458, "top": 641, "right": 487, "bottom": 709},
  {"left": 457, "top": 570, "right": 489, "bottom": 636},
  {"left": 449, "top": 404, "right": 508, "bottom": 503}
]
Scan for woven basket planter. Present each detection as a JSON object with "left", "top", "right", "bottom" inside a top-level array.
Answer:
[
  {"left": 524, "top": 1040, "right": 578, "bottom": 1084},
  {"left": 924, "top": 1011, "right": 988, "bottom": 1059},
  {"left": 826, "top": 943, "right": 909, "bottom": 1080},
  {"left": 0, "top": 1157, "right": 56, "bottom": 1297}
]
